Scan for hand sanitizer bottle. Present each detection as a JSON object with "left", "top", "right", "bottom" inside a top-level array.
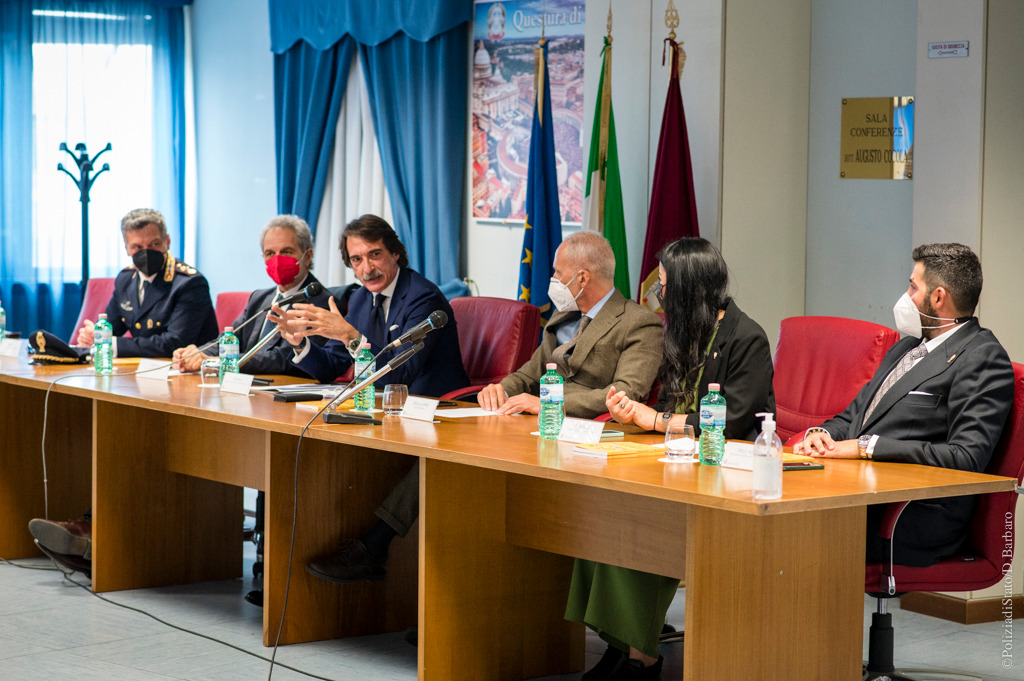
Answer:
[{"left": 752, "top": 412, "right": 783, "bottom": 500}]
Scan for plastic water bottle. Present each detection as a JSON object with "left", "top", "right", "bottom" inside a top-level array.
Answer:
[
  {"left": 539, "top": 362, "right": 564, "bottom": 439},
  {"left": 698, "top": 383, "right": 726, "bottom": 465},
  {"left": 752, "top": 411, "right": 783, "bottom": 500},
  {"left": 0, "top": 299, "right": 6, "bottom": 341},
  {"left": 353, "top": 342, "right": 376, "bottom": 411},
  {"left": 92, "top": 313, "right": 114, "bottom": 374},
  {"left": 218, "top": 326, "right": 239, "bottom": 384}
]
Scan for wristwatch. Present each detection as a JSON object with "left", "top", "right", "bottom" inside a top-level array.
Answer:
[
  {"left": 659, "top": 411, "right": 673, "bottom": 432},
  {"left": 858, "top": 434, "right": 872, "bottom": 459},
  {"left": 346, "top": 337, "right": 362, "bottom": 355}
]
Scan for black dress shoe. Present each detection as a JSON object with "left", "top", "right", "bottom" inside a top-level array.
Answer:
[
  {"left": 244, "top": 589, "right": 263, "bottom": 607},
  {"left": 582, "top": 645, "right": 627, "bottom": 681},
  {"left": 35, "top": 540, "right": 91, "bottom": 578},
  {"left": 617, "top": 656, "right": 663, "bottom": 681},
  {"left": 306, "top": 539, "right": 386, "bottom": 583}
]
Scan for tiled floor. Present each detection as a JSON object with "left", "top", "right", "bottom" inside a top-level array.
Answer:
[{"left": 0, "top": 544, "right": 1018, "bottom": 681}]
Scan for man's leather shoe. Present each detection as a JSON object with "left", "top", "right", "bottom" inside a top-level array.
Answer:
[
  {"left": 29, "top": 517, "right": 92, "bottom": 558},
  {"left": 244, "top": 589, "right": 263, "bottom": 607},
  {"left": 35, "top": 540, "right": 91, "bottom": 578},
  {"left": 582, "top": 645, "right": 627, "bottom": 681},
  {"left": 617, "top": 656, "right": 663, "bottom": 681},
  {"left": 306, "top": 539, "right": 386, "bottom": 583}
]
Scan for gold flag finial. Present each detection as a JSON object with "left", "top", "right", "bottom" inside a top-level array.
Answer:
[
  {"left": 607, "top": 1, "right": 613, "bottom": 40},
  {"left": 665, "top": 0, "right": 679, "bottom": 41}
]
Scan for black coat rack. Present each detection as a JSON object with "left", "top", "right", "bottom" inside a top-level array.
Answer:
[{"left": 58, "top": 142, "right": 111, "bottom": 303}]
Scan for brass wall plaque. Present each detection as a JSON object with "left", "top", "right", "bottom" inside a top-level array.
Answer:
[{"left": 840, "top": 97, "right": 913, "bottom": 179}]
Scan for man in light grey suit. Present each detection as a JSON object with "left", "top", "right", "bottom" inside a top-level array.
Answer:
[
  {"left": 479, "top": 232, "right": 663, "bottom": 419},
  {"left": 796, "top": 243, "right": 1014, "bottom": 567}
]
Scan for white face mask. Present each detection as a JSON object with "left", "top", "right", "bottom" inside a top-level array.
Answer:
[
  {"left": 892, "top": 292, "right": 962, "bottom": 338},
  {"left": 548, "top": 270, "right": 583, "bottom": 313}
]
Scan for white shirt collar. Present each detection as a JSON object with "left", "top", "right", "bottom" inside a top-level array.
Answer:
[{"left": 923, "top": 320, "right": 966, "bottom": 353}]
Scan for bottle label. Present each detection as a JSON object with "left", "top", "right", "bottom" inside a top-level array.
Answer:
[
  {"left": 96, "top": 328, "right": 112, "bottom": 344},
  {"left": 540, "top": 384, "right": 564, "bottom": 403},
  {"left": 220, "top": 343, "right": 239, "bottom": 357}
]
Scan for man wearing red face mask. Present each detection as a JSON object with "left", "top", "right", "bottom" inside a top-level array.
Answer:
[{"left": 173, "top": 214, "right": 333, "bottom": 377}]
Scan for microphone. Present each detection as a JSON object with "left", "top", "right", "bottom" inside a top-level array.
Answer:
[
  {"left": 387, "top": 341, "right": 425, "bottom": 369},
  {"left": 388, "top": 311, "right": 448, "bottom": 349},
  {"left": 261, "top": 281, "right": 324, "bottom": 313}
]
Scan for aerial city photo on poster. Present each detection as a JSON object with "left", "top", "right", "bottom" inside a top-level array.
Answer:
[{"left": 471, "top": 0, "right": 585, "bottom": 223}]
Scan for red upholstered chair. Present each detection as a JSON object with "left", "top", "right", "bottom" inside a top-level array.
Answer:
[
  {"left": 863, "top": 362, "right": 1024, "bottom": 681},
  {"left": 773, "top": 316, "right": 900, "bottom": 443},
  {"left": 440, "top": 296, "right": 541, "bottom": 401},
  {"left": 215, "top": 291, "right": 250, "bottom": 332},
  {"left": 69, "top": 278, "right": 116, "bottom": 344}
]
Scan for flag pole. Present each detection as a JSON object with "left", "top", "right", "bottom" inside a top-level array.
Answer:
[{"left": 595, "top": 3, "right": 613, "bottom": 232}]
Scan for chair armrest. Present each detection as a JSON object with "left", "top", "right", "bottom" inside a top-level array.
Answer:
[{"left": 440, "top": 385, "right": 484, "bottom": 401}]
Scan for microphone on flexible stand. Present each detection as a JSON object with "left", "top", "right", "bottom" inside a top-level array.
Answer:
[
  {"left": 386, "top": 310, "right": 448, "bottom": 349},
  {"left": 259, "top": 281, "right": 324, "bottom": 313}
]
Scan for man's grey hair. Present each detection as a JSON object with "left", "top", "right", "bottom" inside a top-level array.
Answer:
[
  {"left": 557, "top": 231, "right": 615, "bottom": 282},
  {"left": 120, "top": 208, "right": 166, "bottom": 240},
  {"left": 261, "top": 214, "right": 314, "bottom": 268}
]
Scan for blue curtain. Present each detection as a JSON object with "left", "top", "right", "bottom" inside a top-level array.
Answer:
[
  {"left": 274, "top": 37, "right": 355, "bottom": 232},
  {"left": 269, "top": 0, "right": 471, "bottom": 286},
  {"left": 0, "top": 0, "right": 187, "bottom": 339},
  {"left": 359, "top": 25, "right": 467, "bottom": 285}
]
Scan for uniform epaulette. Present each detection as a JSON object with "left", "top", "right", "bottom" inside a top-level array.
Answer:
[{"left": 174, "top": 261, "right": 199, "bottom": 276}]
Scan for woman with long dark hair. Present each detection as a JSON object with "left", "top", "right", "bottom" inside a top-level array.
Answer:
[{"left": 565, "top": 237, "right": 775, "bottom": 681}]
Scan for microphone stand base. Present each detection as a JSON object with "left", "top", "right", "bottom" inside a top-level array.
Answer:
[{"left": 323, "top": 412, "right": 382, "bottom": 426}]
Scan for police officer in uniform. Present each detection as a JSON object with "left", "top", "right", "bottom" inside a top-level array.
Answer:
[{"left": 75, "top": 208, "right": 218, "bottom": 358}]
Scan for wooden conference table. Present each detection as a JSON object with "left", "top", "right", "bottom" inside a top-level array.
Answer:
[{"left": 0, "top": 355, "right": 1015, "bottom": 681}]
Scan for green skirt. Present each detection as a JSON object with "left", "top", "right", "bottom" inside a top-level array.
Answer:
[{"left": 564, "top": 558, "right": 680, "bottom": 659}]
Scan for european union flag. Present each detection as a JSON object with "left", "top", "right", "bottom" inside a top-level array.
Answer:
[{"left": 517, "top": 39, "right": 563, "bottom": 324}]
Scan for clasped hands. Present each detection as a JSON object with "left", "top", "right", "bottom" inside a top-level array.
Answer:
[{"left": 267, "top": 296, "right": 358, "bottom": 347}]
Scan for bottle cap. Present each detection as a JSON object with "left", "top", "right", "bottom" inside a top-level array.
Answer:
[
  {"left": 360, "top": 342, "right": 371, "bottom": 349},
  {"left": 545, "top": 362, "right": 557, "bottom": 370},
  {"left": 98, "top": 313, "right": 107, "bottom": 319},
  {"left": 756, "top": 411, "right": 776, "bottom": 433},
  {"left": 708, "top": 382, "right": 720, "bottom": 391},
  {"left": 224, "top": 326, "right": 233, "bottom": 332}
]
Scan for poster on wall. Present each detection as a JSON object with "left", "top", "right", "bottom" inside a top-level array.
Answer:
[{"left": 471, "top": 0, "right": 585, "bottom": 224}]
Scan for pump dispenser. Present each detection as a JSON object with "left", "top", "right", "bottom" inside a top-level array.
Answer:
[{"left": 752, "top": 411, "right": 783, "bottom": 500}]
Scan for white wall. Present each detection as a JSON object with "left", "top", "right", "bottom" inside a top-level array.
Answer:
[
  {"left": 191, "top": 0, "right": 277, "bottom": 299},
  {"left": 804, "top": 0, "right": 917, "bottom": 325}
]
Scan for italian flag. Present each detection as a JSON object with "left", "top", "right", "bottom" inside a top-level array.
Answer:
[{"left": 582, "top": 36, "right": 630, "bottom": 299}]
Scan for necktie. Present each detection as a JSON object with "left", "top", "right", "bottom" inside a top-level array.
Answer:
[
  {"left": 371, "top": 294, "right": 388, "bottom": 344},
  {"left": 139, "top": 279, "right": 149, "bottom": 304},
  {"left": 863, "top": 343, "right": 929, "bottom": 425},
  {"left": 551, "top": 315, "right": 591, "bottom": 374},
  {"left": 259, "top": 292, "right": 282, "bottom": 340}
]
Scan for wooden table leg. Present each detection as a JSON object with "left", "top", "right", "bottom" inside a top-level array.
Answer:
[
  {"left": 91, "top": 402, "right": 240, "bottom": 592},
  {"left": 683, "top": 505, "right": 865, "bottom": 681},
  {"left": 263, "top": 433, "right": 417, "bottom": 645},
  {"left": 0, "top": 383, "right": 91, "bottom": 558},
  {"left": 419, "top": 459, "right": 582, "bottom": 681}
]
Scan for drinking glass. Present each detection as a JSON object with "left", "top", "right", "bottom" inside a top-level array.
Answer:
[
  {"left": 383, "top": 384, "right": 409, "bottom": 416},
  {"left": 199, "top": 358, "right": 221, "bottom": 385},
  {"left": 664, "top": 423, "right": 698, "bottom": 463}
]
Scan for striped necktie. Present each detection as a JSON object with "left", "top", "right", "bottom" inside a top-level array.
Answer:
[{"left": 863, "top": 343, "right": 929, "bottom": 425}]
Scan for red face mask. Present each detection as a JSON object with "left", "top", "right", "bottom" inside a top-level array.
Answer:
[{"left": 265, "top": 254, "right": 301, "bottom": 287}]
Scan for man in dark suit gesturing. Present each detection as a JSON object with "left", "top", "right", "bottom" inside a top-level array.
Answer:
[
  {"left": 795, "top": 243, "right": 1015, "bottom": 567},
  {"left": 173, "top": 214, "right": 332, "bottom": 377},
  {"left": 273, "top": 214, "right": 468, "bottom": 584}
]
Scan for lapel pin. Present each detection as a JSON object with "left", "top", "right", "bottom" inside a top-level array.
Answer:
[{"left": 947, "top": 353, "right": 956, "bottom": 364}]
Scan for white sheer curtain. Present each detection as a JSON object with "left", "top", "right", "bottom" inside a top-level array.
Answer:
[{"left": 314, "top": 52, "right": 392, "bottom": 287}]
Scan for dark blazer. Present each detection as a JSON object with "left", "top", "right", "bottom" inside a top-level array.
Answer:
[
  {"left": 655, "top": 300, "right": 776, "bottom": 441},
  {"left": 500, "top": 289, "right": 664, "bottom": 419},
  {"left": 296, "top": 268, "right": 469, "bottom": 398},
  {"left": 231, "top": 273, "right": 332, "bottom": 377},
  {"left": 820, "top": 319, "right": 1015, "bottom": 566},
  {"left": 105, "top": 255, "right": 218, "bottom": 358}
]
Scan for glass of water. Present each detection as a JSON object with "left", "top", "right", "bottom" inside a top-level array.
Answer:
[
  {"left": 664, "top": 423, "right": 698, "bottom": 463},
  {"left": 199, "top": 358, "right": 221, "bottom": 385},
  {"left": 383, "top": 384, "right": 408, "bottom": 416}
]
